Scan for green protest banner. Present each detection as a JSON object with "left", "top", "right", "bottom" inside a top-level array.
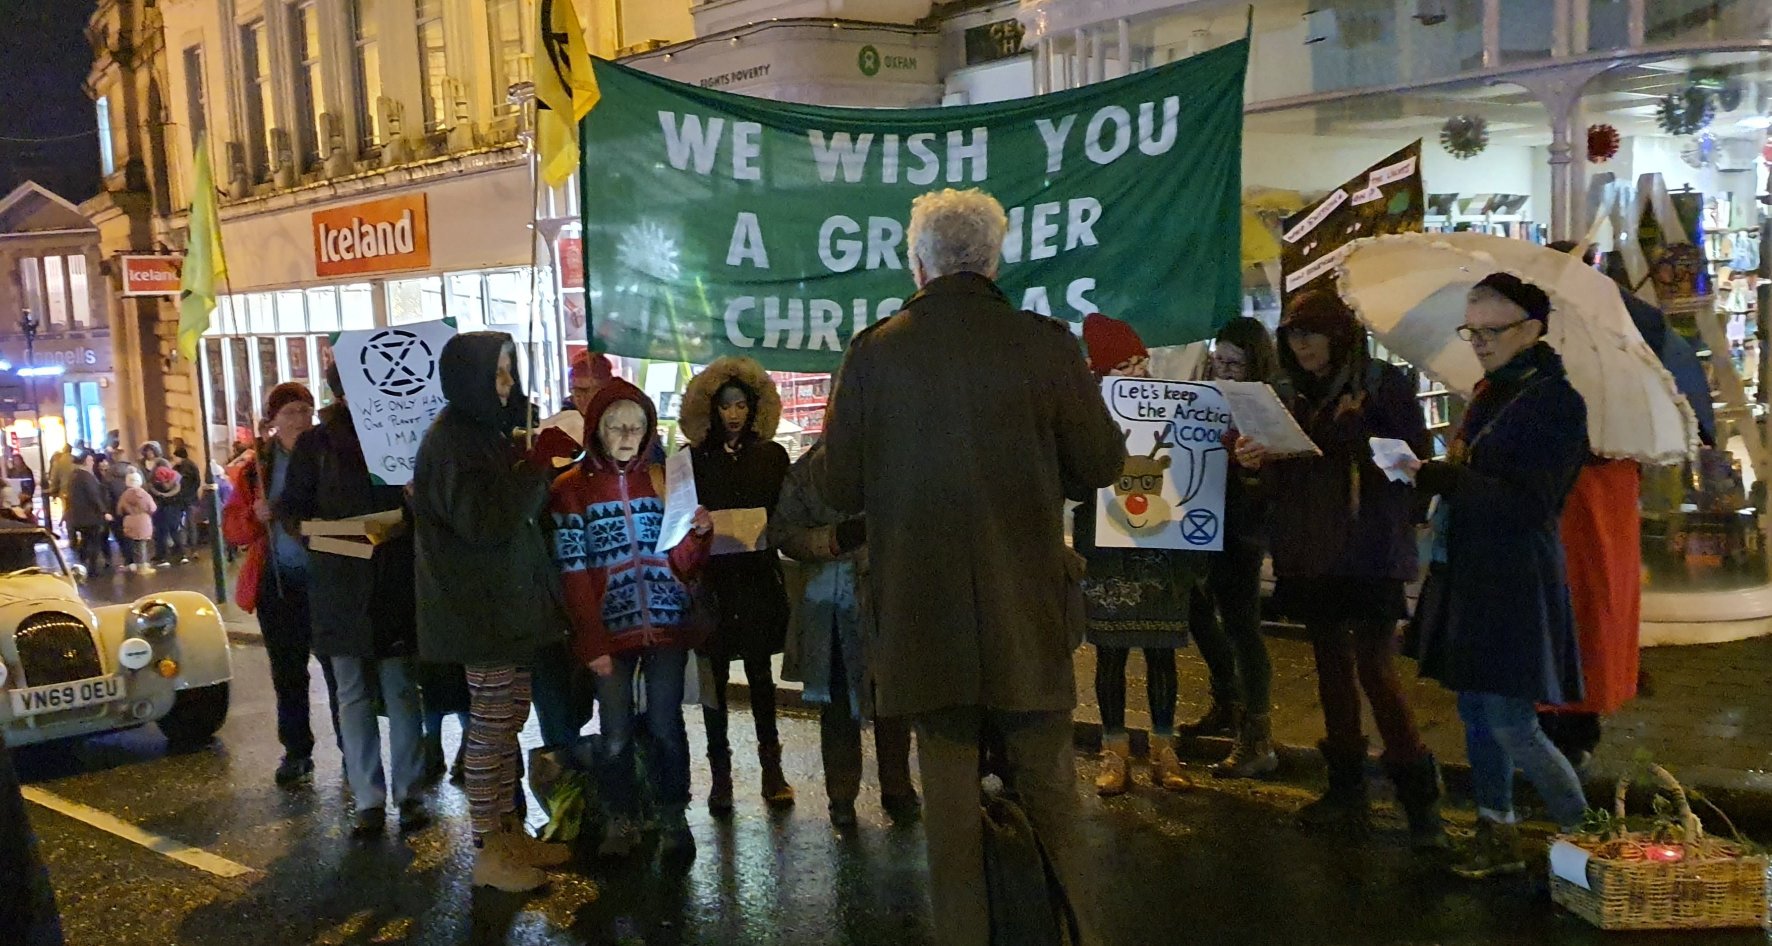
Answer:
[{"left": 578, "top": 40, "right": 1248, "bottom": 372}]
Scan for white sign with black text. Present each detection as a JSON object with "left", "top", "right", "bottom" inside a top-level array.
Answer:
[{"left": 331, "top": 319, "right": 457, "bottom": 486}]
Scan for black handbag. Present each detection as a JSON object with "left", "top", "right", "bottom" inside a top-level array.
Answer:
[
  {"left": 1404, "top": 562, "right": 1451, "bottom": 662},
  {"left": 982, "top": 790, "right": 1083, "bottom": 946}
]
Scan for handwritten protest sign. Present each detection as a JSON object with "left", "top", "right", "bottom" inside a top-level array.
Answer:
[
  {"left": 1095, "top": 377, "right": 1229, "bottom": 551},
  {"left": 1281, "top": 140, "right": 1424, "bottom": 306},
  {"left": 331, "top": 319, "right": 457, "bottom": 486}
]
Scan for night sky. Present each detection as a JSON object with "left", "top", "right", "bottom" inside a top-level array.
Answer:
[{"left": 0, "top": 0, "right": 102, "bottom": 204}]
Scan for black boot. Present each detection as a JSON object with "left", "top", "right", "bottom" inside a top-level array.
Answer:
[
  {"left": 1386, "top": 753, "right": 1448, "bottom": 852},
  {"left": 1177, "top": 697, "right": 1244, "bottom": 740},
  {"left": 1297, "top": 741, "right": 1369, "bottom": 834}
]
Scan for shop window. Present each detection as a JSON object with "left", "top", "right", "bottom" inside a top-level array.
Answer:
[
  {"left": 211, "top": 296, "right": 236, "bottom": 336},
  {"left": 184, "top": 46, "right": 208, "bottom": 149},
  {"left": 256, "top": 337, "right": 281, "bottom": 394},
  {"left": 96, "top": 97, "right": 116, "bottom": 176},
  {"left": 446, "top": 272, "right": 488, "bottom": 331},
  {"left": 1497, "top": 0, "right": 1553, "bottom": 62},
  {"left": 66, "top": 256, "right": 91, "bottom": 328},
  {"left": 1646, "top": 0, "right": 1771, "bottom": 43},
  {"left": 488, "top": 0, "right": 530, "bottom": 111},
  {"left": 241, "top": 19, "right": 274, "bottom": 183},
  {"left": 41, "top": 257, "right": 68, "bottom": 329},
  {"left": 245, "top": 294, "right": 276, "bottom": 335},
  {"left": 289, "top": 1, "right": 327, "bottom": 169},
  {"left": 226, "top": 337, "right": 255, "bottom": 436},
  {"left": 305, "top": 286, "right": 340, "bottom": 332},
  {"left": 339, "top": 283, "right": 375, "bottom": 330},
  {"left": 387, "top": 276, "right": 444, "bottom": 325},
  {"left": 415, "top": 0, "right": 450, "bottom": 133},
  {"left": 203, "top": 339, "right": 227, "bottom": 433},
  {"left": 484, "top": 270, "right": 525, "bottom": 326},
  {"left": 275, "top": 290, "right": 307, "bottom": 334},
  {"left": 351, "top": 0, "right": 384, "bottom": 151},
  {"left": 286, "top": 336, "right": 314, "bottom": 392},
  {"left": 16, "top": 259, "right": 43, "bottom": 321}
]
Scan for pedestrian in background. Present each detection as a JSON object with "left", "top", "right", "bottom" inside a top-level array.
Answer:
[
  {"left": 1237, "top": 289, "right": 1445, "bottom": 849},
  {"left": 683, "top": 357, "right": 795, "bottom": 813},
  {"left": 145, "top": 449, "right": 183, "bottom": 566},
  {"left": 44, "top": 444, "right": 73, "bottom": 532},
  {"left": 413, "top": 332, "right": 571, "bottom": 893},
  {"left": 279, "top": 363, "right": 430, "bottom": 840},
  {"left": 8, "top": 452, "right": 36, "bottom": 513},
  {"left": 222, "top": 383, "right": 342, "bottom": 788},
  {"left": 819, "top": 187, "right": 1126, "bottom": 946},
  {"left": 1411, "top": 274, "right": 1589, "bottom": 878},
  {"left": 1187, "top": 316, "right": 1282, "bottom": 779},
  {"left": 547, "top": 379, "right": 713, "bottom": 862},
  {"left": 1076, "top": 312, "right": 1199, "bottom": 796},
  {"left": 64, "top": 452, "right": 110, "bottom": 576},
  {"left": 115, "top": 470, "right": 157, "bottom": 576},
  {"left": 772, "top": 441, "right": 920, "bottom": 828},
  {"left": 171, "top": 443, "right": 202, "bottom": 562},
  {"left": 102, "top": 448, "right": 137, "bottom": 570}
]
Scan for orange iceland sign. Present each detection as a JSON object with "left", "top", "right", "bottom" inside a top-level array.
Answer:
[
  {"left": 312, "top": 194, "right": 431, "bottom": 277},
  {"left": 119, "top": 255, "right": 183, "bottom": 297}
]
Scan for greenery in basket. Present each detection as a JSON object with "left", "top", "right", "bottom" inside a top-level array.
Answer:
[{"left": 1572, "top": 752, "right": 1762, "bottom": 855}]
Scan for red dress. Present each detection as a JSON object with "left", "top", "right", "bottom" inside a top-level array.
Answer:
[{"left": 1545, "top": 459, "right": 1641, "bottom": 715}]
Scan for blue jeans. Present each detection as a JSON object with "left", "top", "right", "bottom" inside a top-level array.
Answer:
[
  {"left": 593, "top": 647, "right": 690, "bottom": 816},
  {"left": 1457, "top": 691, "right": 1588, "bottom": 828},
  {"left": 530, "top": 642, "right": 593, "bottom": 750},
  {"left": 332, "top": 655, "right": 426, "bottom": 814}
]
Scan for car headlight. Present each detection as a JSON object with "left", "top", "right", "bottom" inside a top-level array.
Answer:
[{"left": 127, "top": 599, "right": 178, "bottom": 639}]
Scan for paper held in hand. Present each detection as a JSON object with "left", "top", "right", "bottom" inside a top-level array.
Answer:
[
  {"left": 1215, "top": 381, "right": 1321, "bottom": 458},
  {"left": 709, "top": 508, "right": 769, "bottom": 556},
  {"left": 301, "top": 509, "right": 407, "bottom": 560},
  {"left": 655, "top": 449, "right": 699, "bottom": 553},
  {"left": 1368, "top": 437, "right": 1420, "bottom": 484}
]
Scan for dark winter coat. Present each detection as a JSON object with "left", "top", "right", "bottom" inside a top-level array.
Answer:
[
  {"left": 690, "top": 436, "right": 791, "bottom": 660},
  {"left": 818, "top": 272, "right": 1127, "bottom": 717},
  {"left": 770, "top": 443, "right": 872, "bottom": 717},
  {"left": 1413, "top": 342, "right": 1587, "bottom": 705},
  {"left": 1265, "top": 351, "right": 1429, "bottom": 585},
  {"left": 64, "top": 468, "right": 109, "bottom": 530},
  {"left": 173, "top": 456, "right": 202, "bottom": 507},
  {"left": 279, "top": 402, "right": 417, "bottom": 660},
  {"left": 412, "top": 331, "right": 568, "bottom": 667}
]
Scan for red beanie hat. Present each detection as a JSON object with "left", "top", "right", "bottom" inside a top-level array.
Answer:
[
  {"left": 1082, "top": 313, "right": 1148, "bottom": 376},
  {"left": 570, "top": 349, "right": 614, "bottom": 383},
  {"left": 265, "top": 381, "right": 315, "bottom": 420}
]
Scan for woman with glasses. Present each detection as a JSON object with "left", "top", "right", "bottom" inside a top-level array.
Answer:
[
  {"left": 1234, "top": 290, "right": 1446, "bottom": 851},
  {"left": 1182, "top": 318, "right": 1282, "bottom": 778}
]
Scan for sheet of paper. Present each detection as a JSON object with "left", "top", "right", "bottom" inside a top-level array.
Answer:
[
  {"left": 1548, "top": 840, "right": 1593, "bottom": 891},
  {"left": 709, "top": 507, "right": 769, "bottom": 556},
  {"left": 654, "top": 449, "right": 700, "bottom": 553},
  {"left": 1369, "top": 437, "right": 1420, "bottom": 484},
  {"left": 1215, "top": 381, "right": 1321, "bottom": 458}
]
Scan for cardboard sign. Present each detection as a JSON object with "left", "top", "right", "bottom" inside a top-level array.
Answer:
[
  {"left": 313, "top": 193, "right": 431, "bottom": 278},
  {"left": 119, "top": 255, "right": 183, "bottom": 297},
  {"left": 1094, "top": 377, "right": 1229, "bottom": 551},
  {"left": 1280, "top": 140, "right": 1424, "bottom": 306},
  {"left": 331, "top": 319, "right": 457, "bottom": 485}
]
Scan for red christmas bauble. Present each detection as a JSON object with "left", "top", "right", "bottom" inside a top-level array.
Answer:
[{"left": 1587, "top": 124, "right": 1621, "bottom": 163}]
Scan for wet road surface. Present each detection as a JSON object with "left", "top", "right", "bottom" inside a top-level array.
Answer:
[{"left": 16, "top": 641, "right": 1772, "bottom": 946}]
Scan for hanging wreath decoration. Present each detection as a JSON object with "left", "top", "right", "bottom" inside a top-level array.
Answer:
[
  {"left": 1657, "top": 86, "right": 1715, "bottom": 137},
  {"left": 1440, "top": 115, "right": 1489, "bottom": 160},
  {"left": 1586, "top": 124, "right": 1621, "bottom": 163}
]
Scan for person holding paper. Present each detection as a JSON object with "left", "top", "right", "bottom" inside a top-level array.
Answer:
[
  {"left": 1184, "top": 317, "right": 1281, "bottom": 780},
  {"left": 681, "top": 357, "right": 795, "bottom": 813},
  {"left": 770, "top": 441, "right": 919, "bottom": 829},
  {"left": 546, "top": 378, "right": 714, "bottom": 864},
  {"left": 413, "top": 332, "right": 572, "bottom": 893},
  {"left": 1409, "top": 274, "right": 1589, "bottom": 879},
  {"left": 1075, "top": 313, "right": 1198, "bottom": 796},
  {"left": 1235, "top": 289, "right": 1445, "bottom": 850}
]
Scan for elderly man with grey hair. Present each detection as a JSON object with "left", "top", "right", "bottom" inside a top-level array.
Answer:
[{"left": 818, "top": 188, "right": 1126, "bottom": 944}]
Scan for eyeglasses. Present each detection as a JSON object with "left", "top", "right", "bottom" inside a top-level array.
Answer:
[{"left": 1456, "top": 319, "right": 1529, "bottom": 343}]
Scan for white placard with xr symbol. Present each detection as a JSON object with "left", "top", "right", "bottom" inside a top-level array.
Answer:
[
  {"left": 1094, "top": 377, "right": 1229, "bottom": 551},
  {"left": 332, "top": 319, "right": 457, "bottom": 486}
]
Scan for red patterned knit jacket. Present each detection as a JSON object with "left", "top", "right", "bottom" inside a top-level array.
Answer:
[{"left": 545, "top": 379, "right": 710, "bottom": 663}]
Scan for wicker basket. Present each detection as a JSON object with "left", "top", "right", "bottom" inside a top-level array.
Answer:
[{"left": 1550, "top": 765, "right": 1770, "bottom": 931}]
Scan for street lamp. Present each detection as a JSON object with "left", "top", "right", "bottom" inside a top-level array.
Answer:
[{"left": 19, "top": 308, "right": 50, "bottom": 530}]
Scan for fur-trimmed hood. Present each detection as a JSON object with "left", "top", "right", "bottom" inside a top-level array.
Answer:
[{"left": 680, "top": 356, "right": 781, "bottom": 447}]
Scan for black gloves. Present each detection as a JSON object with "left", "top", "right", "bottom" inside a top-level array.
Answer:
[{"left": 834, "top": 516, "right": 867, "bottom": 554}]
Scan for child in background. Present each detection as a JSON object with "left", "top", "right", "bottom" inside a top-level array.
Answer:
[{"left": 116, "top": 470, "right": 158, "bottom": 575}]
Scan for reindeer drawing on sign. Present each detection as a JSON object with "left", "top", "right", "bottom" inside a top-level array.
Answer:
[{"left": 1107, "top": 428, "right": 1175, "bottom": 538}]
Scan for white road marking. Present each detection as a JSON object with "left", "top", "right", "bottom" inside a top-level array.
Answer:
[{"left": 21, "top": 785, "right": 258, "bottom": 879}]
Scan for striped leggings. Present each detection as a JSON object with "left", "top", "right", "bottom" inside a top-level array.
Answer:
[{"left": 464, "top": 665, "right": 532, "bottom": 841}]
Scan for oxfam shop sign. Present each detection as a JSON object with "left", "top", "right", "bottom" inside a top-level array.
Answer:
[{"left": 857, "top": 44, "right": 918, "bottom": 78}]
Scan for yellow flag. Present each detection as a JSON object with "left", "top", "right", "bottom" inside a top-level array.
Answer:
[
  {"left": 178, "top": 140, "right": 228, "bottom": 363},
  {"left": 535, "top": 0, "right": 600, "bottom": 187}
]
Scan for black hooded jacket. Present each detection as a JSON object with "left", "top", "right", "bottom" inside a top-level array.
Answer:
[{"left": 412, "top": 331, "right": 567, "bottom": 666}]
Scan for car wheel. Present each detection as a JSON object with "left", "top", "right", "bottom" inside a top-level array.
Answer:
[{"left": 157, "top": 682, "right": 230, "bottom": 749}]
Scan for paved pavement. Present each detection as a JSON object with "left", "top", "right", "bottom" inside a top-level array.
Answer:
[{"left": 18, "top": 644, "right": 1771, "bottom": 946}]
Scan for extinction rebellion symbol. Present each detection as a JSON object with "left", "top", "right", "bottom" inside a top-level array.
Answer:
[{"left": 359, "top": 329, "right": 435, "bottom": 398}]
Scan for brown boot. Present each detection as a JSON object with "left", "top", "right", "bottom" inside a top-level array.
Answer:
[
  {"left": 759, "top": 741, "right": 796, "bottom": 808},
  {"left": 1095, "top": 732, "right": 1132, "bottom": 796},
  {"left": 1149, "top": 735, "right": 1192, "bottom": 792},
  {"left": 707, "top": 749, "right": 735, "bottom": 815}
]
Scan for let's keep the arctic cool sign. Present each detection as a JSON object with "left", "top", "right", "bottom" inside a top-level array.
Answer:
[{"left": 577, "top": 41, "right": 1248, "bottom": 372}]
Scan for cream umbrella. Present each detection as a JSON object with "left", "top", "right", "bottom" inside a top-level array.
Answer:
[{"left": 1332, "top": 231, "right": 1694, "bottom": 464}]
